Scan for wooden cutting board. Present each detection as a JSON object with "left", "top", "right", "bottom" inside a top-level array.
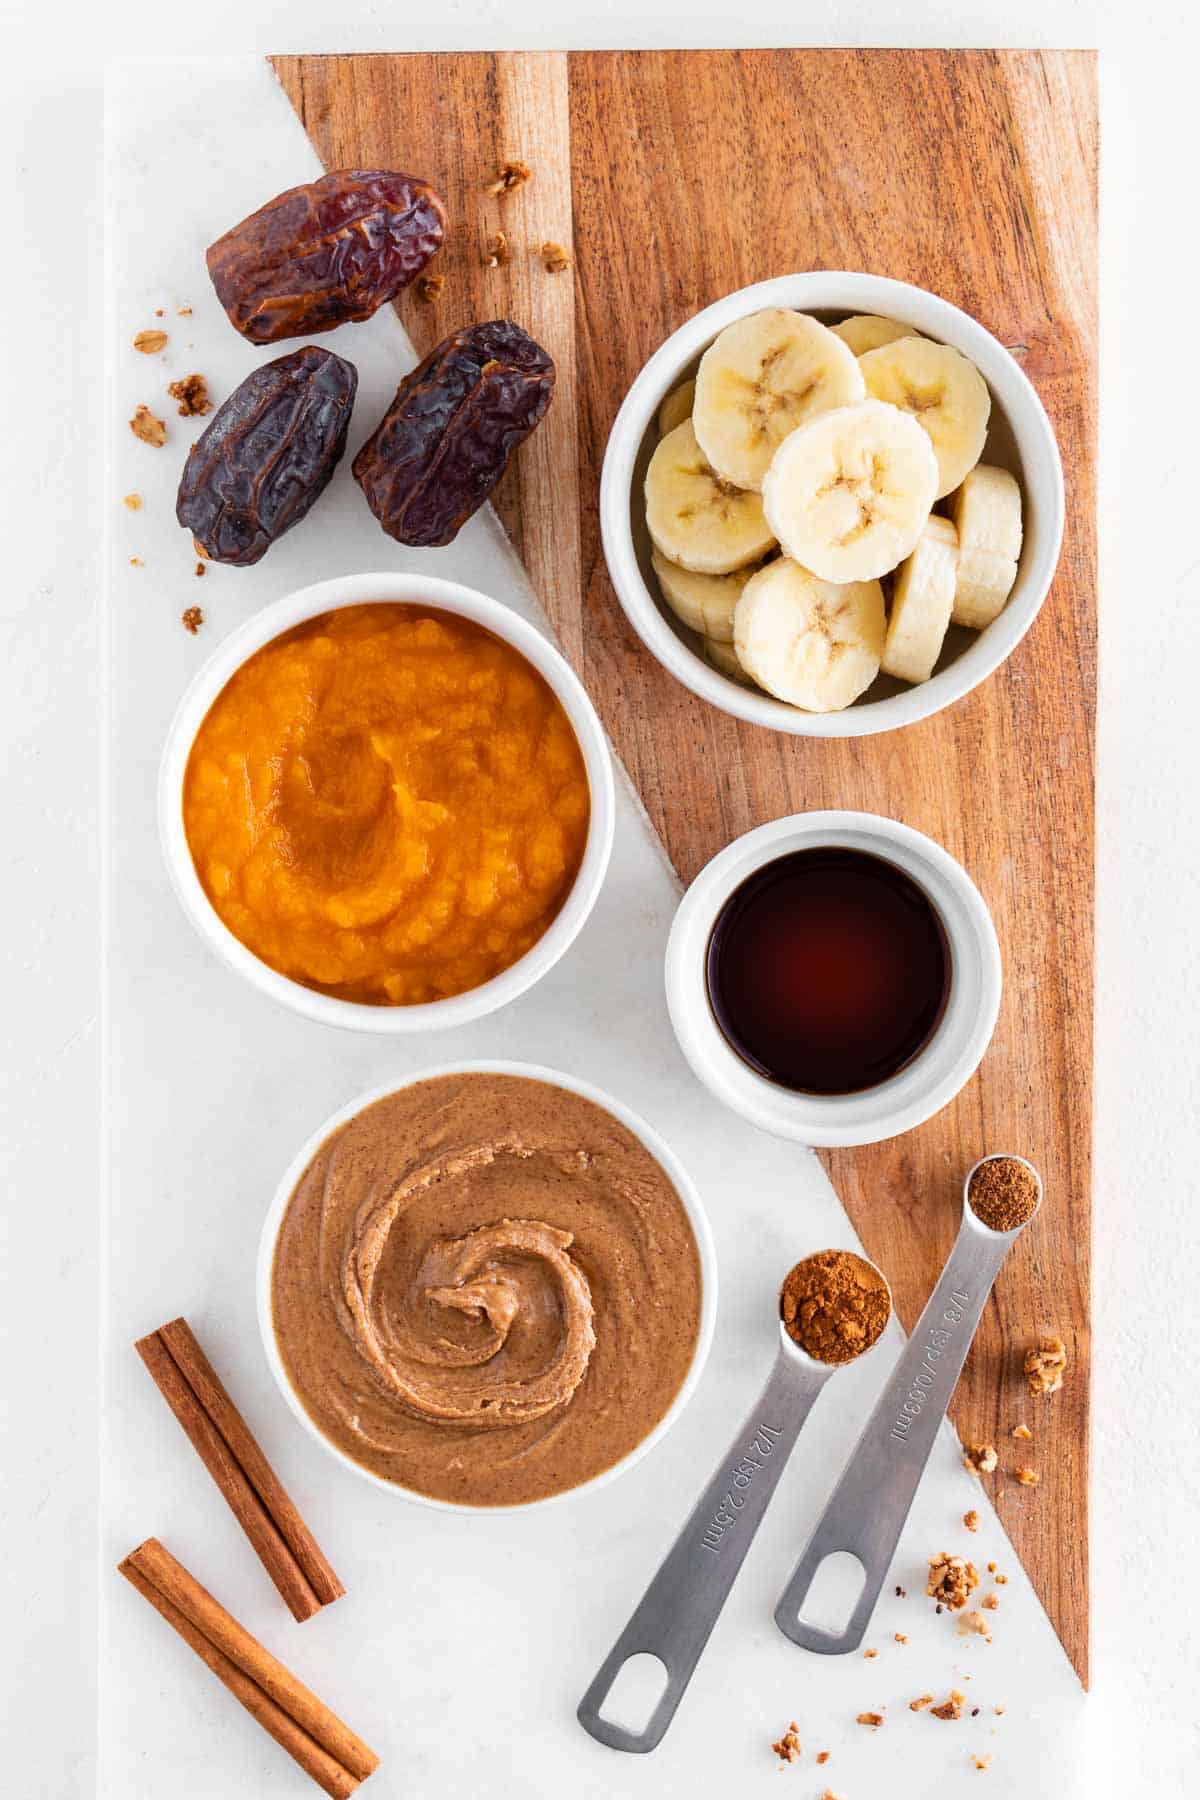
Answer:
[{"left": 272, "top": 48, "right": 1097, "bottom": 1684}]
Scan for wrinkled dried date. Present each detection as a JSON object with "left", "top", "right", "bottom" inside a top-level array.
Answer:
[
  {"left": 176, "top": 347, "right": 357, "bottom": 566},
  {"left": 353, "top": 320, "right": 555, "bottom": 547},
  {"left": 207, "top": 169, "right": 446, "bottom": 345}
]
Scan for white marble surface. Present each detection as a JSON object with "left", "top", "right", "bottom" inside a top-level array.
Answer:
[{"left": 4, "top": 1, "right": 1199, "bottom": 1796}]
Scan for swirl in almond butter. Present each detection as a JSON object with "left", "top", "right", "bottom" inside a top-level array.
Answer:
[{"left": 271, "top": 1074, "right": 703, "bottom": 1505}]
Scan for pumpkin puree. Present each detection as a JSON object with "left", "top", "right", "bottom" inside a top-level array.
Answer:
[{"left": 182, "top": 604, "right": 590, "bottom": 1004}]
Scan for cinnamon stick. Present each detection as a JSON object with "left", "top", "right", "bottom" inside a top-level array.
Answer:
[
  {"left": 119, "top": 1539, "right": 378, "bottom": 1797},
  {"left": 135, "top": 1317, "right": 343, "bottom": 1621}
]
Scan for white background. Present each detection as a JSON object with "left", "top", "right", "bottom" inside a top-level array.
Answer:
[{"left": 2, "top": 0, "right": 1198, "bottom": 1794}]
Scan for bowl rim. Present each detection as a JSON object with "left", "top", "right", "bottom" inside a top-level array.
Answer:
[
  {"left": 600, "top": 270, "right": 1065, "bottom": 738},
  {"left": 665, "top": 811, "right": 1002, "bottom": 1146},
  {"left": 254, "top": 1059, "right": 720, "bottom": 1513},
  {"left": 158, "top": 572, "right": 616, "bottom": 1033}
]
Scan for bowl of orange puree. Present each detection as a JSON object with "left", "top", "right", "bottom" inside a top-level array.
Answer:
[{"left": 159, "top": 575, "right": 615, "bottom": 1030}]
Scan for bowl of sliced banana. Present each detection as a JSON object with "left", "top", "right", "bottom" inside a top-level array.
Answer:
[{"left": 600, "top": 272, "right": 1064, "bottom": 736}]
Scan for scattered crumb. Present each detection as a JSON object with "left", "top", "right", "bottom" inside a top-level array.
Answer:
[
  {"left": 909, "top": 1694, "right": 934, "bottom": 1713},
  {"left": 1015, "top": 1467, "right": 1040, "bottom": 1487},
  {"left": 964, "top": 1442, "right": 998, "bottom": 1476},
  {"left": 973, "top": 1755, "right": 992, "bottom": 1771},
  {"left": 856, "top": 1711, "right": 884, "bottom": 1728},
  {"left": 177, "top": 305, "right": 192, "bottom": 316},
  {"left": 771, "top": 1721, "right": 802, "bottom": 1765},
  {"left": 930, "top": 1691, "right": 966, "bottom": 1722},
  {"left": 154, "top": 307, "right": 164, "bottom": 317},
  {"left": 820, "top": 1791, "right": 846, "bottom": 1800},
  {"left": 483, "top": 230, "right": 510, "bottom": 268},
  {"left": 995, "top": 1705, "right": 1006, "bottom": 1716},
  {"left": 895, "top": 1586, "right": 907, "bottom": 1599},
  {"left": 863, "top": 1648, "right": 877, "bottom": 1659},
  {"left": 130, "top": 405, "right": 166, "bottom": 447},
  {"left": 963, "top": 1509, "right": 979, "bottom": 1532},
  {"left": 129, "top": 556, "right": 143, "bottom": 567},
  {"left": 971, "top": 1706, "right": 980, "bottom": 1716},
  {"left": 416, "top": 273, "right": 445, "bottom": 302},
  {"left": 1024, "top": 1335, "right": 1067, "bottom": 1397},
  {"left": 485, "top": 159, "right": 532, "bottom": 197},
  {"left": 960, "top": 1610, "right": 991, "bottom": 1641},
  {"left": 123, "top": 493, "right": 142, "bottom": 511},
  {"left": 134, "top": 329, "right": 168, "bottom": 354},
  {"left": 816, "top": 1751, "right": 830, "bottom": 1765},
  {"left": 982, "top": 1592, "right": 1000, "bottom": 1612},
  {"left": 192, "top": 538, "right": 209, "bottom": 561},
  {"left": 894, "top": 1632, "right": 908, "bottom": 1645},
  {"left": 541, "top": 240, "right": 571, "bottom": 273},
  {"left": 167, "top": 373, "right": 211, "bottom": 417},
  {"left": 1012, "top": 1423, "right": 1033, "bottom": 1441},
  {"left": 986, "top": 1561, "right": 997, "bottom": 1573},
  {"left": 181, "top": 606, "right": 203, "bottom": 635},
  {"left": 927, "top": 1553, "right": 979, "bottom": 1611},
  {"left": 194, "top": 561, "right": 206, "bottom": 578},
  {"left": 995, "top": 1573, "right": 1009, "bottom": 1585}
]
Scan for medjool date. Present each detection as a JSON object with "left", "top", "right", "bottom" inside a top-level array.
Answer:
[
  {"left": 353, "top": 320, "right": 554, "bottom": 547},
  {"left": 176, "top": 347, "right": 357, "bottom": 566},
  {"left": 207, "top": 170, "right": 446, "bottom": 345}
]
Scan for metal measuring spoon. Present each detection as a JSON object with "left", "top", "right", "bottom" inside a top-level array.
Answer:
[
  {"left": 774, "top": 1153, "right": 1043, "bottom": 1655},
  {"left": 577, "top": 1251, "right": 891, "bottom": 1754}
]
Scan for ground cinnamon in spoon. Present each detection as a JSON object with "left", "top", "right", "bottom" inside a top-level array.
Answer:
[
  {"left": 780, "top": 1250, "right": 890, "bottom": 1364},
  {"left": 967, "top": 1157, "right": 1040, "bottom": 1232}
]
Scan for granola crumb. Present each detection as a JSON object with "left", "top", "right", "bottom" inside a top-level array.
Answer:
[
  {"left": 856, "top": 1711, "right": 883, "bottom": 1728},
  {"left": 982, "top": 1592, "right": 1000, "bottom": 1611},
  {"left": 960, "top": 1610, "right": 991, "bottom": 1641},
  {"left": 863, "top": 1648, "right": 878, "bottom": 1659},
  {"left": 177, "top": 305, "right": 192, "bottom": 316},
  {"left": 1015, "top": 1467, "right": 1040, "bottom": 1487},
  {"left": 816, "top": 1751, "right": 830, "bottom": 1765},
  {"left": 994, "top": 1704, "right": 1006, "bottom": 1716},
  {"left": 181, "top": 606, "right": 203, "bottom": 635},
  {"left": 894, "top": 1632, "right": 908, "bottom": 1644},
  {"left": 1024, "top": 1335, "right": 1067, "bottom": 1397},
  {"left": 973, "top": 1754, "right": 992, "bottom": 1771},
  {"left": 895, "top": 1586, "right": 907, "bottom": 1599},
  {"left": 964, "top": 1442, "right": 998, "bottom": 1475},
  {"left": 995, "top": 1573, "right": 1009, "bottom": 1585},
  {"left": 123, "top": 493, "right": 142, "bottom": 511},
  {"left": 154, "top": 307, "right": 164, "bottom": 317},
  {"left": 130, "top": 405, "right": 166, "bottom": 447},
  {"left": 963, "top": 1509, "right": 979, "bottom": 1532},
  {"left": 770, "top": 1721, "right": 802, "bottom": 1764},
  {"left": 541, "top": 239, "right": 570, "bottom": 273},
  {"left": 484, "top": 159, "right": 532, "bottom": 197},
  {"left": 194, "top": 561, "right": 206, "bottom": 578},
  {"left": 820, "top": 1791, "right": 846, "bottom": 1800},
  {"left": 927, "top": 1553, "right": 979, "bottom": 1611},
  {"left": 416, "top": 273, "right": 445, "bottom": 302},
  {"left": 129, "top": 556, "right": 143, "bottom": 567},
  {"left": 1012, "top": 1423, "right": 1033, "bottom": 1440},
  {"left": 483, "top": 230, "right": 510, "bottom": 268},
  {"left": 930, "top": 1690, "right": 966, "bottom": 1722},
  {"left": 167, "top": 373, "right": 211, "bottom": 417},
  {"left": 909, "top": 1694, "right": 934, "bottom": 1713},
  {"left": 134, "top": 329, "right": 168, "bottom": 354},
  {"left": 986, "top": 1561, "right": 997, "bottom": 1573}
]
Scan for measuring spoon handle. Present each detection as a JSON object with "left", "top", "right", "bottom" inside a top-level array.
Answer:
[
  {"left": 774, "top": 1220, "right": 1013, "bottom": 1655},
  {"left": 578, "top": 1350, "right": 829, "bottom": 1753}
]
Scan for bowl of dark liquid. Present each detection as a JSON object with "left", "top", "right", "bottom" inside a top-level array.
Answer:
[{"left": 667, "top": 814, "right": 1001, "bottom": 1147}]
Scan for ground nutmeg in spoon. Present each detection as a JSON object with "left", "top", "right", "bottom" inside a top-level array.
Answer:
[
  {"left": 780, "top": 1248, "right": 891, "bottom": 1364},
  {"left": 967, "top": 1156, "right": 1041, "bottom": 1232}
]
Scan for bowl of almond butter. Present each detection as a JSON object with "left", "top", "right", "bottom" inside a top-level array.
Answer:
[{"left": 601, "top": 272, "right": 1064, "bottom": 737}]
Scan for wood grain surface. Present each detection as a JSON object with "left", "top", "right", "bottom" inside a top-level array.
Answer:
[{"left": 272, "top": 48, "right": 1097, "bottom": 1684}]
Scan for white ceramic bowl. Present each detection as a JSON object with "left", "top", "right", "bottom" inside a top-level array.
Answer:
[
  {"left": 159, "top": 573, "right": 615, "bottom": 1033},
  {"left": 601, "top": 271, "right": 1064, "bottom": 737},
  {"left": 665, "top": 813, "right": 1002, "bottom": 1147},
  {"left": 256, "top": 1060, "right": 719, "bottom": 1513}
]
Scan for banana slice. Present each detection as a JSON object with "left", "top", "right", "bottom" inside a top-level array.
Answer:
[
  {"left": 761, "top": 400, "right": 938, "bottom": 583},
  {"left": 881, "top": 515, "right": 958, "bottom": 684},
  {"left": 733, "top": 556, "right": 885, "bottom": 712},
  {"left": 831, "top": 314, "right": 923, "bottom": 356},
  {"left": 693, "top": 308, "right": 865, "bottom": 492},
  {"left": 651, "top": 548, "right": 758, "bottom": 642},
  {"left": 645, "top": 420, "right": 776, "bottom": 574},
  {"left": 950, "top": 464, "right": 1023, "bottom": 627},
  {"left": 703, "top": 637, "right": 756, "bottom": 685},
  {"left": 858, "top": 337, "right": 991, "bottom": 499},
  {"left": 658, "top": 379, "right": 696, "bottom": 436}
]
